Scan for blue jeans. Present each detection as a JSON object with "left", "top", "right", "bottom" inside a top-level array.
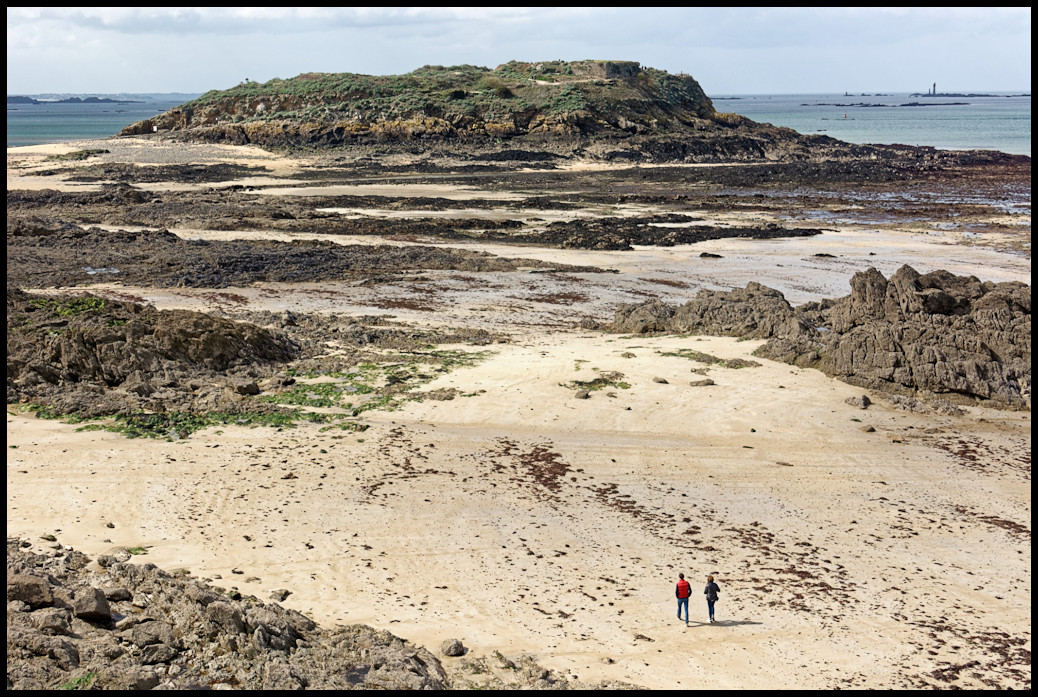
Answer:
[
  {"left": 677, "top": 597, "right": 689, "bottom": 623},
  {"left": 707, "top": 599, "right": 716, "bottom": 620}
]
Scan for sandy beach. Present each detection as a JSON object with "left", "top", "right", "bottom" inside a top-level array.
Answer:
[{"left": 7, "top": 139, "right": 1031, "bottom": 689}]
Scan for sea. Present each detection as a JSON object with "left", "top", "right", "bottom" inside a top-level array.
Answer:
[
  {"left": 6, "top": 91, "right": 1032, "bottom": 156},
  {"left": 713, "top": 92, "right": 1030, "bottom": 157},
  {"left": 6, "top": 96, "right": 195, "bottom": 148}
]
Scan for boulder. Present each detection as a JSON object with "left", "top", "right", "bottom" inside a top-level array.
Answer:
[
  {"left": 441, "top": 638, "right": 466, "bottom": 656},
  {"left": 131, "top": 620, "right": 176, "bottom": 647},
  {"left": 72, "top": 587, "right": 112, "bottom": 622},
  {"left": 207, "top": 600, "right": 247, "bottom": 635},
  {"left": 610, "top": 299, "right": 675, "bottom": 333},
  {"left": 32, "top": 608, "right": 72, "bottom": 635},
  {"left": 7, "top": 573, "right": 53, "bottom": 608},
  {"left": 845, "top": 395, "right": 871, "bottom": 409},
  {"left": 140, "top": 643, "right": 179, "bottom": 665}
]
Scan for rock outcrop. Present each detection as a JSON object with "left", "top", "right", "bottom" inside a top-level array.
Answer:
[
  {"left": 6, "top": 287, "right": 298, "bottom": 417},
  {"left": 6, "top": 539, "right": 626, "bottom": 690},
  {"left": 5, "top": 538, "right": 450, "bottom": 690},
  {"left": 610, "top": 265, "right": 1031, "bottom": 409}
]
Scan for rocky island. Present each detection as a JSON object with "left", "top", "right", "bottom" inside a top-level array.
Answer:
[
  {"left": 121, "top": 59, "right": 912, "bottom": 162},
  {"left": 7, "top": 60, "right": 1031, "bottom": 690}
]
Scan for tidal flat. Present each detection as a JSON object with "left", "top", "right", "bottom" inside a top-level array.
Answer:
[{"left": 7, "top": 137, "right": 1031, "bottom": 689}]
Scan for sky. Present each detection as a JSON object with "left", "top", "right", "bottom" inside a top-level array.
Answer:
[{"left": 6, "top": 7, "right": 1032, "bottom": 96}]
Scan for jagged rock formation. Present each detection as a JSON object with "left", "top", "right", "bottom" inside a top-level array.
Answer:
[
  {"left": 610, "top": 266, "right": 1031, "bottom": 409},
  {"left": 6, "top": 539, "right": 625, "bottom": 690},
  {"left": 117, "top": 60, "right": 883, "bottom": 162},
  {"left": 6, "top": 287, "right": 298, "bottom": 418}
]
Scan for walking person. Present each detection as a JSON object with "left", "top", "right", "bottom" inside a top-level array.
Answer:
[
  {"left": 704, "top": 575, "right": 720, "bottom": 623},
  {"left": 675, "top": 573, "right": 691, "bottom": 625}
]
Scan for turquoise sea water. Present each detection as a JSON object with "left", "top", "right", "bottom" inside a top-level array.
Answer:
[
  {"left": 6, "top": 99, "right": 189, "bottom": 148},
  {"left": 713, "top": 92, "right": 1030, "bottom": 157},
  {"left": 6, "top": 91, "right": 1032, "bottom": 156}
]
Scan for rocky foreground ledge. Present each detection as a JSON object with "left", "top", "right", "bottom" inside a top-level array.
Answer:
[{"left": 6, "top": 538, "right": 628, "bottom": 690}]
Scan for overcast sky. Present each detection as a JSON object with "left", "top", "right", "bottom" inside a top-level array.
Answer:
[{"left": 6, "top": 7, "right": 1032, "bottom": 96}]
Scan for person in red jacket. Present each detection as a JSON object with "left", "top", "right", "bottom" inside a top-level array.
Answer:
[{"left": 675, "top": 573, "right": 691, "bottom": 625}]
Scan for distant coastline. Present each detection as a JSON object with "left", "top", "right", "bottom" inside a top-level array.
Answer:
[
  {"left": 7, "top": 92, "right": 201, "bottom": 105},
  {"left": 8, "top": 96, "right": 142, "bottom": 105},
  {"left": 908, "top": 92, "right": 1030, "bottom": 98},
  {"left": 807, "top": 102, "right": 970, "bottom": 108},
  {"left": 704, "top": 92, "right": 1030, "bottom": 157}
]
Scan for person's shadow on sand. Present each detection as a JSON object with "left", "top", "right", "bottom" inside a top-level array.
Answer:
[{"left": 685, "top": 619, "right": 763, "bottom": 628}]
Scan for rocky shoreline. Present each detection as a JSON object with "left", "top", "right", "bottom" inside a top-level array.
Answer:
[
  {"left": 7, "top": 262, "right": 1030, "bottom": 427},
  {"left": 8, "top": 538, "right": 619, "bottom": 690}
]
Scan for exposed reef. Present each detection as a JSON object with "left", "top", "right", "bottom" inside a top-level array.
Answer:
[{"left": 6, "top": 218, "right": 606, "bottom": 289}]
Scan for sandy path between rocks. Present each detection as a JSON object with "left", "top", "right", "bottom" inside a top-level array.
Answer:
[{"left": 7, "top": 333, "right": 1030, "bottom": 689}]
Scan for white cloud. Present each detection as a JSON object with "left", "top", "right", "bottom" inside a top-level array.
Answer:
[{"left": 6, "top": 7, "right": 1030, "bottom": 94}]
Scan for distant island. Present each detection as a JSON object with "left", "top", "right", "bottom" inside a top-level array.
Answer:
[
  {"left": 807, "top": 102, "right": 969, "bottom": 108},
  {"left": 8, "top": 95, "right": 142, "bottom": 105},
  {"left": 908, "top": 92, "right": 1030, "bottom": 98}
]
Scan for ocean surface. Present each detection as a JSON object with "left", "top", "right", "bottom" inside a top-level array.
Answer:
[
  {"left": 713, "top": 92, "right": 1030, "bottom": 157},
  {"left": 6, "top": 98, "right": 192, "bottom": 148},
  {"left": 6, "top": 91, "right": 1032, "bottom": 156}
]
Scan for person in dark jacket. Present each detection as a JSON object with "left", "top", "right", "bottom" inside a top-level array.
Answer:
[
  {"left": 675, "top": 573, "right": 691, "bottom": 625},
  {"left": 704, "top": 575, "right": 720, "bottom": 623}
]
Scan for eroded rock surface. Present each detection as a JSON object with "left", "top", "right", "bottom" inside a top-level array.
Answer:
[
  {"left": 610, "top": 265, "right": 1031, "bottom": 409},
  {"left": 6, "top": 539, "right": 629, "bottom": 690},
  {"left": 6, "top": 287, "right": 298, "bottom": 417}
]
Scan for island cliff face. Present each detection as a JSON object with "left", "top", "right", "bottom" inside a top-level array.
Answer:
[{"left": 119, "top": 60, "right": 878, "bottom": 161}]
